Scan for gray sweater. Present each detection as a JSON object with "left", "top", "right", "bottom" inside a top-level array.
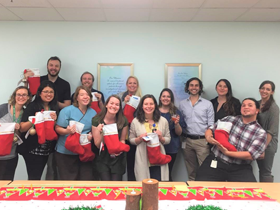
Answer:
[
  {"left": 0, "top": 103, "right": 17, "bottom": 160},
  {"left": 258, "top": 101, "right": 279, "bottom": 152}
]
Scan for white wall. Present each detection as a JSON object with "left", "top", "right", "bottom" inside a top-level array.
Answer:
[{"left": 0, "top": 21, "right": 279, "bottom": 182}]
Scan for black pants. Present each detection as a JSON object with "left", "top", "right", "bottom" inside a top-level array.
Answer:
[
  {"left": 22, "top": 153, "right": 49, "bottom": 180},
  {"left": 55, "top": 151, "right": 93, "bottom": 180},
  {"left": 0, "top": 156, "right": 18, "bottom": 180},
  {"left": 195, "top": 153, "right": 256, "bottom": 182},
  {"left": 166, "top": 153, "right": 177, "bottom": 181},
  {"left": 99, "top": 172, "right": 123, "bottom": 181},
  {"left": 149, "top": 166, "right": 161, "bottom": 181},
  {"left": 126, "top": 141, "right": 136, "bottom": 181}
]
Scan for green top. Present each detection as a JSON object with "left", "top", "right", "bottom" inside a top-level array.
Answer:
[{"left": 92, "top": 116, "right": 128, "bottom": 175}]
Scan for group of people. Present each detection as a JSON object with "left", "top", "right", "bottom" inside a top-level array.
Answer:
[{"left": 0, "top": 56, "right": 278, "bottom": 183}]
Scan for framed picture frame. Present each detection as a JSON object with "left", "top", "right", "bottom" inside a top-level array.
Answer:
[
  {"left": 165, "top": 63, "right": 202, "bottom": 107},
  {"left": 98, "top": 63, "right": 134, "bottom": 100}
]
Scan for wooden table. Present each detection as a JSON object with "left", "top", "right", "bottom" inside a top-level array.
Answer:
[
  {"left": 188, "top": 181, "right": 280, "bottom": 203},
  {"left": 0, "top": 181, "right": 11, "bottom": 187}
]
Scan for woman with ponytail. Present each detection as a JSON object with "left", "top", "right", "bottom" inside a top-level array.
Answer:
[{"left": 257, "top": 80, "right": 279, "bottom": 182}]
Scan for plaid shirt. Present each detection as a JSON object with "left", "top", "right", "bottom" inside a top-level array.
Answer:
[{"left": 210, "top": 115, "right": 267, "bottom": 164}]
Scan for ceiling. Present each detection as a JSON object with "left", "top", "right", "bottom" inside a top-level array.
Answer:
[{"left": 1, "top": 0, "right": 280, "bottom": 22}]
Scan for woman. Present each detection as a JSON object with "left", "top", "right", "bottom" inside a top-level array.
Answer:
[
  {"left": 0, "top": 86, "right": 31, "bottom": 180},
  {"left": 257, "top": 80, "right": 279, "bottom": 182},
  {"left": 117, "top": 76, "right": 142, "bottom": 108},
  {"left": 158, "top": 88, "right": 186, "bottom": 181},
  {"left": 117, "top": 76, "right": 142, "bottom": 181},
  {"left": 129, "top": 94, "right": 171, "bottom": 181},
  {"left": 211, "top": 79, "right": 241, "bottom": 122},
  {"left": 18, "top": 81, "right": 59, "bottom": 180},
  {"left": 55, "top": 86, "right": 96, "bottom": 180},
  {"left": 92, "top": 95, "right": 128, "bottom": 181}
]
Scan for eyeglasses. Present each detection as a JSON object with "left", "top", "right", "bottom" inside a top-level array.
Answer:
[
  {"left": 42, "top": 90, "right": 54, "bottom": 94},
  {"left": 16, "top": 94, "right": 28, "bottom": 98}
]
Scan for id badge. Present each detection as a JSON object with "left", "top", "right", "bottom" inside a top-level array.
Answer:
[
  {"left": 210, "top": 158, "right": 217, "bottom": 168},
  {"left": 182, "top": 141, "right": 186, "bottom": 149}
]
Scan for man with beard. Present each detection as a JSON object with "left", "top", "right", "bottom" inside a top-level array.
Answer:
[
  {"left": 71, "top": 71, "right": 104, "bottom": 109},
  {"left": 24, "top": 56, "right": 71, "bottom": 109},
  {"left": 40, "top": 57, "right": 71, "bottom": 109},
  {"left": 196, "top": 98, "right": 267, "bottom": 182},
  {"left": 179, "top": 77, "right": 214, "bottom": 181}
]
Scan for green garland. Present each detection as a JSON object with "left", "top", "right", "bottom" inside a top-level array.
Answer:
[
  {"left": 186, "top": 204, "right": 225, "bottom": 210},
  {"left": 62, "top": 206, "right": 103, "bottom": 210}
]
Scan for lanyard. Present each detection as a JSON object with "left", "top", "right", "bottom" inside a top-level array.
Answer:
[{"left": 13, "top": 105, "right": 23, "bottom": 123}]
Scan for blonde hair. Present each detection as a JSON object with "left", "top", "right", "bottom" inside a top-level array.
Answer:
[{"left": 126, "top": 76, "right": 142, "bottom": 97}]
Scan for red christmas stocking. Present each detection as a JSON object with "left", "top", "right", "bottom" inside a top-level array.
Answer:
[
  {"left": 103, "top": 123, "right": 130, "bottom": 155},
  {"left": 79, "top": 134, "right": 95, "bottom": 162},
  {"left": 146, "top": 133, "right": 171, "bottom": 165},
  {"left": 90, "top": 92, "right": 101, "bottom": 113},
  {"left": 34, "top": 112, "right": 46, "bottom": 145},
  {"left": 26, "top": 68, "right": 40, "bottom": 95},
  {"left": 65, "top": 121, "right": 85, "bottom": 155},
  {"left": 43, "top": 111, "right": 58, "bottom": 141},
  {"left": 214, "top": 120, "right": 237, "bottom": 151},
  {"left": 0, "top": 123, "right": 16, "bottom": 156},
  {"left": 123, "top": 95, "right": 140, "bottom": 123}
]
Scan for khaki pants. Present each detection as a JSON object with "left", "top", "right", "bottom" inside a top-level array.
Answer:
[{"left": 182, "top": 137, "right": 210, "bottom": 181}]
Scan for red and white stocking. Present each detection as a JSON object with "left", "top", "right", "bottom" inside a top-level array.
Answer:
[
  {"left": 26, "top": 68, "right": 40, "bottom": 95},
  {"left": 123, "top": 95, "right": 140, "bottom": 123},
  {"left": 146, "top": 133, "right": 171, "bottom": 165},
  {"left": 43, "top": 111, "right": 58, "bottom": 141},
  {"left": 90, "top": 92, "right": 101, "bottom": 113},
  {"left": 215, "top": 120, "right": 237, "bottom": 151},
  {"left": 79, "top": 134, "right": 95, "bottom": 162},
  {"left": 33, "top": 112, "right": 46, "bottom": 145},
  {"left": 102, "top": 123, "right": 130, "bottom": 155},
  {"left": 0, "top": 123, "right": 16, "bottom": 156},
  {"left": 65, "top": 121, "right": 85, "bottom": 155}
]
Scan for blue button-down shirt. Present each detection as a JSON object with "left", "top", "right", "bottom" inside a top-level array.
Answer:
[{"left": 179, "top": 96, "right": 214, "bottom": 136}]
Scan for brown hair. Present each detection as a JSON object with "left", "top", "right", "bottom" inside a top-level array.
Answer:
[
  {"left": 72, "top": 86, "right": 93, "bottom": 108},
  {"left": 158, "top": 88, "right": 177, "bottom": 115},
  {"left": 8, "top": 86, "right": 32, "bottom": 106},
  {"left": 259, "top": 80, "right": 275, "bottom": 112},
  {"left": 94, "top": 95, "right": 126, "bottom": 129},
  {"left": 80, "top": 71, "right": 94, "bottom": 83},
  {"left": 136, "top": 94, "right": 161, "bottom": 123}
]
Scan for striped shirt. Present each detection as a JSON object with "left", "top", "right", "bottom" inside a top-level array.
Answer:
[{"left": 210, "top": 115, "right": 267, "bottom": 164}]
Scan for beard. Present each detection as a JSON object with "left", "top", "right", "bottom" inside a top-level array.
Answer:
[
  {"left": 48, "top": 69, "right": 60, "bottom": 77},
  {"left": 82, "top": 82, "right": 93, "bottom": 89}
]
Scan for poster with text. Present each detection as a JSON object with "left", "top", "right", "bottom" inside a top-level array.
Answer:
[
  {"left": 166, "top": 63, "right": 201, "bottom": 107},
  {"left": 98, "top": 63, "right": 133, "bottom": 100}
]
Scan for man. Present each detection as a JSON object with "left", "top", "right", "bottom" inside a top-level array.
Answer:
[
  {"left": 24, "top": 56, "right": 71, "bottom": 180},
  {"left": 71, "top": 71, "right": 104, "bottom": 108},
  {"left": 24, "top": 56, "right": 71, "bottom": 109},
  {"left": 196, "top": 98, "right": 267, "bottom": 182},
  {"left": 179, "top": 77, "right": 214, "bottom": 181}
]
